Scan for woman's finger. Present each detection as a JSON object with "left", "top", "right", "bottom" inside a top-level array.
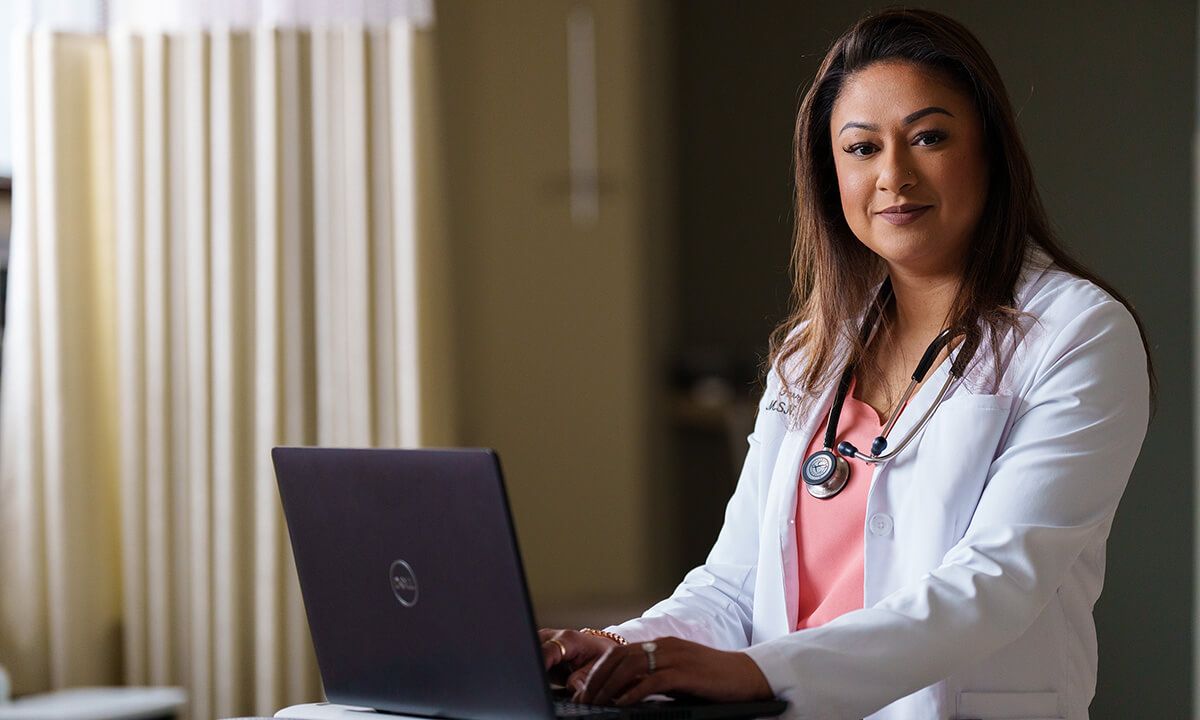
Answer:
[
  {"left": 614, "top": 669, "right": 679, "bottom": 706},
  {"left": 566, "top": 658, "right": 598, "bottom": 693},
  {"left": 574, "top": 646, "right": 626, "bottom": 704},
  {"left": 541, "top": 635, "right": 569, "bottom": 670},
  {"left": 584, "top": 644, "right": 654, "bottom": 706},
  {"left": 538, "top": 628, "right": 568, "bottom": 670}
]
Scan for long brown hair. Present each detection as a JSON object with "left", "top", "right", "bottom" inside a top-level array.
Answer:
[{"left": 768, "top": 7, "right": 1155, "bottom": 410}]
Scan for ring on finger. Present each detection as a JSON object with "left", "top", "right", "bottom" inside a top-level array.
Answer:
[
  {"left": 640, "top": 641, "right": 658, "bottom": 673},
  {"left": 546, "top": 638, "right": 567, "bottom": 662}
]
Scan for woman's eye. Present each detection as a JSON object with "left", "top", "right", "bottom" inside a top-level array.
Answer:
[
  {"left": 846, "top": 142, "right": 877, "bottom": 157},
  {"left": 914, "top": 131, "right": 947, "bottom": 147}
]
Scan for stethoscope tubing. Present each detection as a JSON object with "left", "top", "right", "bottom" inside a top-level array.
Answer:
[
  {"left": 801, "top": 278, "right": 982, "bottom": 498},
  {"left": 837, "top": 365, "right": 957, "bottom": 465}
]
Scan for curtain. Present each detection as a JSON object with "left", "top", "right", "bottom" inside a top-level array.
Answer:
[{"left": 0, "top": 15, "right": 450, "bottom": 718}]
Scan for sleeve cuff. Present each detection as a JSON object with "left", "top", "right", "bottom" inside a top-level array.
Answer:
[
  {"left": 742, "top": 641, "right": 795, "bottom": 697},
  {"left": 603, "top": 619, "right": 655, "bottom": 644}
]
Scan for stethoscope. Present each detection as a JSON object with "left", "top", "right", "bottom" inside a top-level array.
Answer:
[{"left": 800, "top": 279, "right": 980, "bottom": 499}]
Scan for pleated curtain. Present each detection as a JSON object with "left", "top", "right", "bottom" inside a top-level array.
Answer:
[{"left": 0, "top": 20, "right": 432, "bottom": 719}]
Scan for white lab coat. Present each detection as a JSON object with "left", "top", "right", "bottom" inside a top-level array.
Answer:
[{"left": 608, "top": 256, "right": 1149, "bottom": 720}]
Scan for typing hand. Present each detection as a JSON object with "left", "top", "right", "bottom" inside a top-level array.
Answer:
[
  {"left": 539, "top": 628, "right": 620, "bottom": 686},
  {"left": 572, "top": 636, "right": 772, "bottom": 706}
]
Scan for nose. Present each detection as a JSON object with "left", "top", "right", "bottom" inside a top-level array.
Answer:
[{"left": 876, "top": 147, "right": 917, "bottom": 193}]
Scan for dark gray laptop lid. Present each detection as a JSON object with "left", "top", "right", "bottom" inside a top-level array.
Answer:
[{"left": 272, "top": 447, "right": 553, "bottom": 720}]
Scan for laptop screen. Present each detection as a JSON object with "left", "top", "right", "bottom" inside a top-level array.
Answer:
[{"left": 273, "top": 447, "right": 554, "bottom": 720}]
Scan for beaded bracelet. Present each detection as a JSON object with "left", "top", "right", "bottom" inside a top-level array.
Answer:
[{"left": 580, "top": 627, "right": 628, "bottom": 646}]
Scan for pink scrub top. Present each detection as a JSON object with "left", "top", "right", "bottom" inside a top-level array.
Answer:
[{"left": 794, "top": 378, "right": 887, "bottom": 630}]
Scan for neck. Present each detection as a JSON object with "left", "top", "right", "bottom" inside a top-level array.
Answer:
[{"left": 885, "top": 266, "right": 962, "bottom": 340}]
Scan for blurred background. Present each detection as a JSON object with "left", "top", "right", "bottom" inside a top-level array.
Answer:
[
  {"left": 0, "top": 1, "right": 1193, "bottom": 719},
  {"left": 430, "top": 2, "right": 1195, "bottom": 718}
]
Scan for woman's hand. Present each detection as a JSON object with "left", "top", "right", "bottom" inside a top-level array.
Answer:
[
  {"left": 538, "top": 628, "right": 619, "bottom": 684},
  {"left": 573, "top": 636, "right": 772, "bottom": 706}
]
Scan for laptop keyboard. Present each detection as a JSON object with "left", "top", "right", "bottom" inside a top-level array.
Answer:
[
  {"left": 554, "top": 699, "right": 622, "bottom": 718},
  {"left": 554, "top": 698, "right": 704, "bottom": 720}
]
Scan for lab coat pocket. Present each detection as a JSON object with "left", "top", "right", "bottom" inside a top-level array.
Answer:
[
  {"left": 907, "top": 393, "right": 1013, "bottom": 533},
  {"left": 956, "top": 690, "right": 1062, "bottom": 719}
]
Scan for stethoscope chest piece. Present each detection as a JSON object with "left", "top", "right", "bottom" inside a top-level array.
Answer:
[{"left": 801, "top": 449, "right": 849, "bottom": 499}]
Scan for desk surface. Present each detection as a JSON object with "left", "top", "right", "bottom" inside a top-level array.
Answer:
[{"left": 276, "top": 702, "right": 406, "bottom": 719}]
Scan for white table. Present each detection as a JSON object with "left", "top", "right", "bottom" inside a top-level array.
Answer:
[{"left": 275, "top": 703, "right": 422, "bottom": 719}]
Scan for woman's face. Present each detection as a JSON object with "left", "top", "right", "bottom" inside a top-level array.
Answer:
[{"left": 829, "top": 61, "right": 989, "bottom": 280}]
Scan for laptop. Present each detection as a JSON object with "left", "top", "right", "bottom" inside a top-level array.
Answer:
[{"left": 272, "top": 447, "right": 787, "bottom": 720}]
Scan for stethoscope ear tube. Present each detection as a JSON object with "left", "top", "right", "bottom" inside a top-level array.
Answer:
[{"left": 912, "top": 328, "right": 956, "bottom": 382}]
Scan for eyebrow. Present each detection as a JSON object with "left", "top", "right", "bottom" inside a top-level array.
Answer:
[{"left": 838, "top": 106, "right": 956, "bottom": 136}]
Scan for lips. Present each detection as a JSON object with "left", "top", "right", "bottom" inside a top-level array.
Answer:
[{"left": 877, "top": 203, "right": 932, "bottom": 225}]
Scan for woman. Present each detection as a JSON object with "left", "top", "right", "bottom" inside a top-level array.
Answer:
[{"left": 541, "top": 9, "right": 1152, "bottom": 720}]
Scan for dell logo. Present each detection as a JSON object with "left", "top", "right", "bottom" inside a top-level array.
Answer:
[{"left": 389, "top": 559, "right": 419, "bottom": 607}]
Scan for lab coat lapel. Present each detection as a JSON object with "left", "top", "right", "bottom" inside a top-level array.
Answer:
[{"left": 759, "top": 379, "right": 841, "bottom": 638}]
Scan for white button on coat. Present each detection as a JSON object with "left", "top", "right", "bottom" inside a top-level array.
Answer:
[{"left": 868, "top": 513, "right": 893, "bottom": 536}]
